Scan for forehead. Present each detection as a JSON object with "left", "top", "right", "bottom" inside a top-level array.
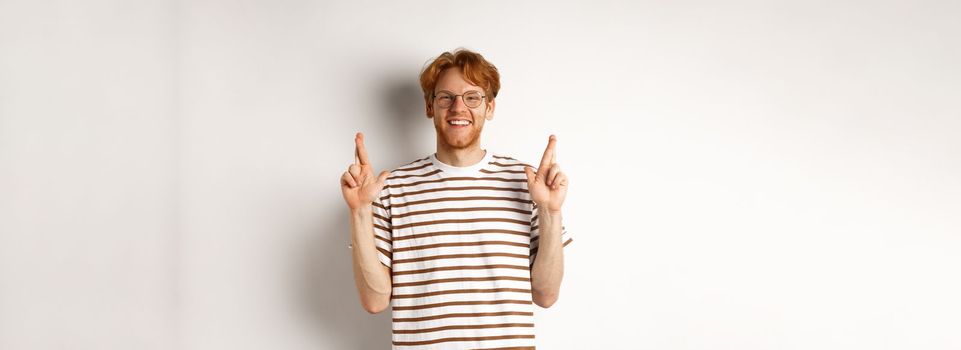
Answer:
[{"left": 435, "top": 67, "right": 483, "bottom": 93}]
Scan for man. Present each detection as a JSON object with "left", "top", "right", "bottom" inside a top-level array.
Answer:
[{"left": 339, "top": 48, "right": 572, "bottom": 349}]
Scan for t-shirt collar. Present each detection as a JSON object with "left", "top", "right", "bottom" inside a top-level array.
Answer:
[{"left": 430, "top": 149, "right": 493, "bottom": 176}]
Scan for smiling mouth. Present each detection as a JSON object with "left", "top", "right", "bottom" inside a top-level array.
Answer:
[{"left": 447, "top": 120, "right": 472, "bottom": 127}]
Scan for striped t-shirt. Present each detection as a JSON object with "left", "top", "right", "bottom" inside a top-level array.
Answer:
[{"left": 371, "top": 149, "right": 573, "bottom": 349}]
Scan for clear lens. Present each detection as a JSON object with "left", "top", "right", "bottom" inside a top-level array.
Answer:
[
  {"left": 463, "top": 91, "right": 482, "bottom": 108},
  {"left": 435, "top": 92, "right": 455, "bottom": 108},
  {"left": 434, "top": 91, "right": 485, "bottom": 109}
]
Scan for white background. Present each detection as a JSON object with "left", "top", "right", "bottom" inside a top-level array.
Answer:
[{"left": 1, "top": 0, "right": 959, "bottom": 349}]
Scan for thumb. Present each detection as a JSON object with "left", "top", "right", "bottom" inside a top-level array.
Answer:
[
  {"left": 524, "top": 166, "right": 536, "bottom": 184},
  {"left": 377, "top": 170, "right": 390, "bottom": 185}
]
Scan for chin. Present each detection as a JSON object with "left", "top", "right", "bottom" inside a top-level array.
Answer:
[
  {"left": 435, "top": 123, "right": 482, "bottom": 149},
  {"left": 444, "top": 135, "right": 476, "bottom": 149}
]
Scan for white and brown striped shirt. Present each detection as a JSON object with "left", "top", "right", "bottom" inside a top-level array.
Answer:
[{"left": 371, "top": 149, "right": 573, "bottom": 349}]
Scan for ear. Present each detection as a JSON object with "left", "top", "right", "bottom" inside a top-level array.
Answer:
[
  {"left": 485, "top": 98, "right": 495, "bottom": 121},
  {"left": 426, "top": 101, "right": 433, "bottom": 118}
]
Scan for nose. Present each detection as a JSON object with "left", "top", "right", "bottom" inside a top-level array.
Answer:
[{"left": 448, "top": 95, "right": 468, "bottom": 113}]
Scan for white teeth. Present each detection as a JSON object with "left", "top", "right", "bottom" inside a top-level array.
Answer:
[{"left": 448, "top": 120, "right": 470, "bottom": 126}]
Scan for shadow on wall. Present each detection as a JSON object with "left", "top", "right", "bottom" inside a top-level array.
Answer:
[
  {"left": 294, "top": 76, "right": 426, "bottom": 348},
  {"left": 379, "top": 73, "right": 434, "bottom": 163},
  {"left": 297, "top": 205, "right": 392, "bottom": 349}
]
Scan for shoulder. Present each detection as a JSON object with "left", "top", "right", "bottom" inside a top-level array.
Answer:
[
  {"left": 489, "top": 152, "right": 537, "bottom": 171},
  {"left": 375, "top": 155, "right": 432, "bottom": 201},
  {"left": 387, "top": 155, "right": 431, "bottom": 175},
  {"left": 381, "top": 155, "right": 434, "bottom": 187}
]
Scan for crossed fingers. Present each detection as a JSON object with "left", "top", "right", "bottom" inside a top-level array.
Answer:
[
  {"left": 538, "top": 135, "right": 566, "bottom": 189},
  {"left": 343, "top": 132, "right": 370, "bottom": 188}
]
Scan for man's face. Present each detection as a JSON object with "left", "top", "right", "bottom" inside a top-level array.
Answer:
[{"left": 427, "top": 67, "right": 495, "bottom": 150}]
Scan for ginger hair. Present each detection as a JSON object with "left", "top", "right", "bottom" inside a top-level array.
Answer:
[{"left": 419, "top": 48, "right": 500, "bottom": 111}]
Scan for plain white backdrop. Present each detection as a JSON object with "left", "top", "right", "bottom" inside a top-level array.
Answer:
[{"left": 1, "top": 0, "right": 959, "bottom": 349}]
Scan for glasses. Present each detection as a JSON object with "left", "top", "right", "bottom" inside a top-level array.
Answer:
[{"left": 433, "top": 90, "right": 487, "bottom": 109}]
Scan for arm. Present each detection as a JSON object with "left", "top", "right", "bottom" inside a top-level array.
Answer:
[
  {"left": 530, "top": 209, "right": 565, "bottom": 308},
  {"left": 349, "top": 205, "right": 392, "bottom": 314},
  {"left": 524, "top": 134, "right": 570, "bottom": 309},
  {"left": 341, "top": 132, "right": 393, "bottom": 314}
]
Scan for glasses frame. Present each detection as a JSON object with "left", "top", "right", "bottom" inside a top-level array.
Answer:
[{"left": 432, "top": 90, "right": 488, "bottom": 109}]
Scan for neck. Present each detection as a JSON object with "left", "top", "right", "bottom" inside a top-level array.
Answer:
[{"left": 435, "top": 142, "right": 486, "bottom": 167}]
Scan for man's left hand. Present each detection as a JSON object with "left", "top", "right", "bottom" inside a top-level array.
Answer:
[{"left": 525, "top": 134, "right": 568, "bottom": 213}]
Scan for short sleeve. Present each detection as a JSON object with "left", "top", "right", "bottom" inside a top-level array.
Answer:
[
  {"left": 371, "top": 187, "right": 393, "bottom": 269},
  {"left": 529, "top": 202, "right": 573, "bottom": 267}
]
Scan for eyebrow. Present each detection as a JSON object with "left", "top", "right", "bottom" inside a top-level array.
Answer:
[{"left": 435, "top": 88, "right": 482, "bottom": 94}]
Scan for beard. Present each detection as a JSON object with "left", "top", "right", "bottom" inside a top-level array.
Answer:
[{"left": 433, "top": 118, "right": 483, "bottom": 150}]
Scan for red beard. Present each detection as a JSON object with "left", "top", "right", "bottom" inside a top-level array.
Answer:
[{"left": 434, "top": 119, "right": 482, "bottom": 149}]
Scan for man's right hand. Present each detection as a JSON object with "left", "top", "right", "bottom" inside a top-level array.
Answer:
[{"left": 340, "top": 132, "right": 390, "bottom": 211}]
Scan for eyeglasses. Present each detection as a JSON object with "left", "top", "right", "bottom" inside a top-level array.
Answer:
[{"left": 432, "top": 90, "right": 487, "bottom": 109}]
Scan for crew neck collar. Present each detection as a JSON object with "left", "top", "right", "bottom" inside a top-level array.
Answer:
[{"left": 430, "top": 149, "right": 493, "bottom": 176}]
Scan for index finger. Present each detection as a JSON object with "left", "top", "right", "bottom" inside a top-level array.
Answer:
[
  {"left": 353, "top": 133, "right": 360, "bottom": 164},
  {"left": 539, "top": 134, "right": 556, "bottom": 169},
  {"left": 355, "top": 132, "right": 371, "bottom": 165}
]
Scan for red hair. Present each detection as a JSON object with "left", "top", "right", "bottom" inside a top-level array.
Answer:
[{"left": 419, "top": 48, "right": 500, "bottom": 109}]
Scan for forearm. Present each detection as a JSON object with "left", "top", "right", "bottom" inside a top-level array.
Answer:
[
  {"left": 350, "top": 206, "right": 392, "bottom": 313},
  {"left": 530, "top": 209, "right": 564, "bottom": 308}
]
